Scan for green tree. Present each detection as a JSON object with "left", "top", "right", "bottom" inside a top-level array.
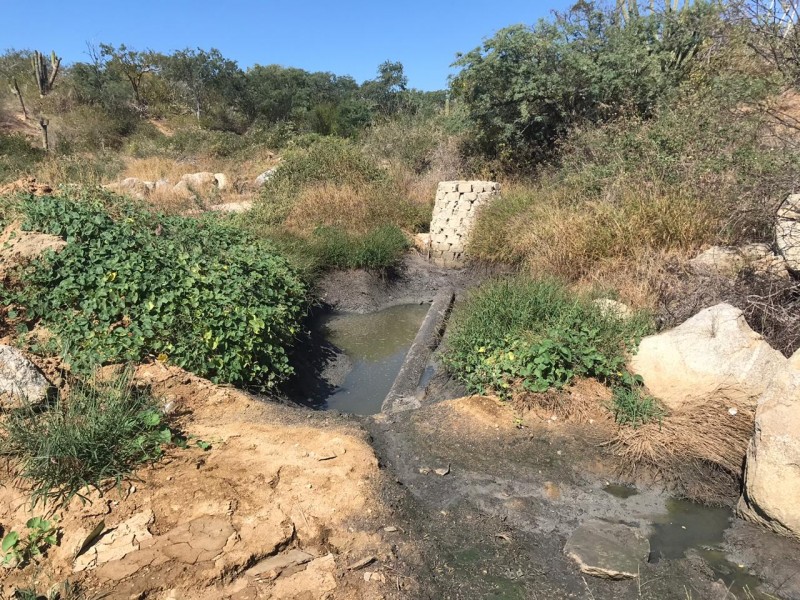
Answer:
[
  {"left": 160, "top": 48, "right": 245, "bottom": 121},
  {"left": 99, "top": 43, "right": 161, "bottom": 109},
  {"left": 451, "top": 1, "right": 719, "bottom": 165}
]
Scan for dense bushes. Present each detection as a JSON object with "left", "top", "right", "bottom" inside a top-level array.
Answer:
[
  {"left": 452, "top": 2, "right": 720, "bottom": 164},
  {"left": 5, "top": 192, "right": 306, "bottom": 388},
  {"left": 443, "top": 278, "right": 655, "bottom": 421}
]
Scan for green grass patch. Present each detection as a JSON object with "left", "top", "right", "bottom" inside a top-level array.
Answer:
[
  {"left": 266, "top": 224, "right": 410, "bottom": 275},
  {"left": 4, "top": 191, "right": 306, "bottom": 388},
  {"left": 612, "top": 385, "right": 664, "bottom": 428},
  {"left": 0, "top": 371, "right": 172, "bottom": 506},
  {"left": 442, "top": 277, "right": 654, "bottom": 411}
]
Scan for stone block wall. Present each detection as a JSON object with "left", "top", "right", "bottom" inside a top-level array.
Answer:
[{"left": 427, "top": 180, "right": 500, "bottom": 267}]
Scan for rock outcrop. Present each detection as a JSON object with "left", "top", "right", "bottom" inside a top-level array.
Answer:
[
  {"left": 776, "top": 193, "right": 800, "bottom": 273},
  {"left": 690, "top": 244, "right": 787, "bottom": 278},
  {"left": 738, "top": 367, "right": 800, "bottom": 539},
  {"left": 631, "top": 303, "right": 788, "bottom": 411},
  {"left": 0, "top": 345, "right": 51, "bottom": 409}
]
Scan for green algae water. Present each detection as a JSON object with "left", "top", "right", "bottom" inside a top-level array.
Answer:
[{"left": 319, "top": 304, "right": 430, "bottom": 415}]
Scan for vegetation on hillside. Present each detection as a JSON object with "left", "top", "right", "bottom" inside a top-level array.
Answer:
[{"left": 3, "top": 192, "right": 306, "bottom": 388}]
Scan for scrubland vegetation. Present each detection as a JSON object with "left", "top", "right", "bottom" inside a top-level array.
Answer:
[{"left": 1, "top": 0, "right": 799, "bottom": 502}]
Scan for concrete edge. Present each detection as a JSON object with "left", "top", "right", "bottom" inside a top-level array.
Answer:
[{"left": 381, "top": 289, "right": 455, "bottom": 414}]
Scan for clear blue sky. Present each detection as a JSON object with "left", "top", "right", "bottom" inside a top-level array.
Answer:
[{"left": 2, "top": 0, "right": 574, "bottom": 91}]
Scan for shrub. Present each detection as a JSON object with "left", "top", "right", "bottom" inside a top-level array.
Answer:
[
  {"left": 442, "top": 277, "right": 653, "bottom": 401},
  {"left": 0, "top": 134, "right": 45, "bottom": 184},
  {"left": 250, "top": 136, "right": 431, "bottom": 241},
  {"left": 451, "top": 3, "right": 720, "bottom": 164},
  {"left": 6, "top": 192, "right": 306, "bottom": 388},
  {"left": 0, "top": 371, "right": 172, "bottom": 506}
]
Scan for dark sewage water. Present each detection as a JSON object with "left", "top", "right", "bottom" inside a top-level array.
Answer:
[{"left": 314, "top": 303, "right": 430, "bottom": 415}]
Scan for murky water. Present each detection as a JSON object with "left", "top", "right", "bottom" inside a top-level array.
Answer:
[
  {"left": 603, "top": 483, "right": 639, "bottom": 499},
  {"left": 650, "top": 499, "right": 767, "bottom": 598},
  {"left": 318, "top": 304, "right": 430, "bottom": 415}
]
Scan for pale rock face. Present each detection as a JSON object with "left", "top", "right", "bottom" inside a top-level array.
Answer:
[
  {"left": 592, "top": 298, "right": 632, "bottom": 320},
  {"left": 630, "top": 303, "right": 788, "bottom": 411},
  {"left": 213, "top": 173, "right": 229, "bottom": 191},
  {"left": 738, "top": 367, "right": 800, "bottom": 539},
  {"left": 690, "top": 243, "right": 787, "bottom": 278},
  {"left": 0, "top": 345, "right": 51, "bottom": 409},
  {"left": 254, "top": 168, "right": 278, "bottom": 188},
  {"left": 178, "top": 172, "right": 218, "bottom": 194}
]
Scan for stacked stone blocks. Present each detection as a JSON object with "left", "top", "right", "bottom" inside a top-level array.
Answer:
[{"left": 428, "top": 180, "right": 500, "bottom": 267}]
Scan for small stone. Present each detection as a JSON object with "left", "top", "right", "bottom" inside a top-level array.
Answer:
[
  {"left": 383, "top": 526, "right": 398, "bottom": 533},
  {"left": 434, "top": 464, "right": 451, "bottom": 476},
  {"left": 728, "top": 407, "right": 738, "bottom": 416}
]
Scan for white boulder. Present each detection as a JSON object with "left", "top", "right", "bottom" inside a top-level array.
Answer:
[
  {"left": 0, "top": 345, "right": 51, "bottom": 409},
  {"left": 631, "top": 303, "right": 788, "bottom": 411},
  {"left": 738, "top": 367, "right": 800, "bottom": 538}
]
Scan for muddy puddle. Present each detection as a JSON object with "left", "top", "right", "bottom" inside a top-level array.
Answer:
[
  {"left": 601, "top": 485, "right": 767, "bottom": 597},
  {"left": 650, "top": 498, "right": 767, "bottom": 598},
  {"left": 313, "top": 303, "right": 430, "bottom": 415}
]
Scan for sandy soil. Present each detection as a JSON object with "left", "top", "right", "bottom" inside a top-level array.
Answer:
[{"left": 0, "top": 364, "right": 418, "bottom": 599}]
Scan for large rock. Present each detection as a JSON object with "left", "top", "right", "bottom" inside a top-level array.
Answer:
[
  {"left": 177, "top": 172, "right": 220, "bottom": 197},
  {"left": 0, "top": 345, "right": 51, "bottom": 409},
  {"left": 104, "top": 177, "right": 155, "bottom": 200},
  {"left": 776, "top": 193, "right": 800, "bottom": 273},
  {"left": 631, "top": 304, "right": 788, "bottom": 411},
  {"left": 690, "top": 244, "right": 787, "bottom": 278},
  {"left": 738, "top": 368, "right": 800, "bottom": 539},
  {"left": 564, "top": 520, "right": 650, "bottom": 580}
]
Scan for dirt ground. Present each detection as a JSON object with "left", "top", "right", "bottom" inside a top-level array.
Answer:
[{"left": 0, "top": 364, "right": 420, "bottom": 599}]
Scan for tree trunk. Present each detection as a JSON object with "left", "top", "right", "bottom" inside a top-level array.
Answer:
[
  {"left": 39, "top": 118, "right": 49, "bottom": 152},
  {"left": 10, "top": 78, "right": 28, "bottom": 120}
]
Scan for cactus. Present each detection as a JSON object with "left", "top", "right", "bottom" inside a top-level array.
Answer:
[{"left": 31, "top": 50, "right": 61, "bottom": 97}]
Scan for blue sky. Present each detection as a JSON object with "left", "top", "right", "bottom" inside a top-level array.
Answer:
[{"left": 2, "top": 0, "right": 574, "bottom": 91}]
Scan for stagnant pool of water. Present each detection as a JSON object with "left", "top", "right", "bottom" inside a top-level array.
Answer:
[
  {"left": 315, "top": 303, "right": 430, "bottom": 415},
  {"left": 604, "top": 486, "right": 767, "bottom": 597}
]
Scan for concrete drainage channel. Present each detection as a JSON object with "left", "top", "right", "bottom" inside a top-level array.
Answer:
[{"left": 381, "top": 289, "right": 454, "bottom": 414}]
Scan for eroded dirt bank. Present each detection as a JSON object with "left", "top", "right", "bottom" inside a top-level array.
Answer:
[{"left": 0, "top": 364, "right": 424, "bottom": 599}]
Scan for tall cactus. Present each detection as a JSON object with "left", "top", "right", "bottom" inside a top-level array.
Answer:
[{"left": 31, "top": 50, "right": 61, "bottom": 97}]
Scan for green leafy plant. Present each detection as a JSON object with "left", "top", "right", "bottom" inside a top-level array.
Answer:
[
  {"left": 1, "top": 517, "right": 60, "bottom": 568},
  {"left": 0, "top": 370, "right": 173, "bottom": 506},
  {"left": 5, "top": 192, "right": 306, "bottom": 388},
  {"left": 442, "top": 277, "right": 654, "bottom": 416}
]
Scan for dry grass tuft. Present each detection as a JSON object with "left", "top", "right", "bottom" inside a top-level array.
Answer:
[
  {"left": 610, "top": 397, "right": 755, "bottom": 501},
  {"left": 511, "top": 377, "right": 615, "bottom": 423}
]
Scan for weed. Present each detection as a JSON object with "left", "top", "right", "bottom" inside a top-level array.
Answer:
[
  {"left": 442, "top": 277, "right": 653, "bottom": 408},
  {"left": 0, "top": 370, "right": 172, "bottom": 506},
  {"left": 0, "top": 135, "right": 45, "bottom": 184},
  {"left": 1, "top": 517, "right": 60, "bottom": 567},
  {"left": 612, "top": 385, "right": 664, "bottom": 428},
  {"left": 5, "top": 191, "right": 306, "bottom": 387}
]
